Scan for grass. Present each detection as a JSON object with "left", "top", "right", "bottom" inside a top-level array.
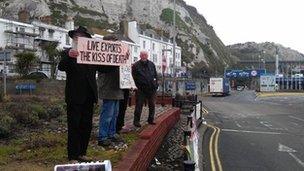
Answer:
[{"left": 0, "top": 131, "right": 139, "bottom": 170}]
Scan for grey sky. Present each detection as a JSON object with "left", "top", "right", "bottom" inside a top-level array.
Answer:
[{"left": 184, "top": 0, "right": 304, "bottom": 54}]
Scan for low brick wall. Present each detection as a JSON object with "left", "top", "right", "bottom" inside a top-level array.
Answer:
[
  {"left": 129, "top": 95, "right": 173, "bottom": 106},
  {"left": 114, "top": 108, "right": 181, "bottom": 171}
]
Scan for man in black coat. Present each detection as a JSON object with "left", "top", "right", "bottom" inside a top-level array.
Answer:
[
  {"left": 132, "top": 51, "right": 159, "bottom": 127},
  {"left": 58, "top": 26, "right": 114, "bottom": 162}
]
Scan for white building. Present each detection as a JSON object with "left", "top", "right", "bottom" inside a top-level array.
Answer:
[
  {"left": 127, "top": 21, "right": 182, "bottom": 76},
  {"left": 0, "top": 17, "right": 181, "bottom": 78},
  {"left": 32, "top": 18, "right": 73, "bottom": 78},
  {"left": 0, "top": 18, "right": 39, "bottom": 75}
]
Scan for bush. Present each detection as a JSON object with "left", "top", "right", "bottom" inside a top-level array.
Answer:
[
  {"left": 15, "top": 52, "right": 38, "bottom": 77},
  {"left": 8, "top": 103, "right": 40, "bottom": 126},
  {"left": 0, "top": 115, "right": 16, "bottom": 138},
  {"left": 30, "top": 104, "right": 48, "bottom": 120},
  {"left": 47, "top": 105, "right": 64, "bottom": 119}
]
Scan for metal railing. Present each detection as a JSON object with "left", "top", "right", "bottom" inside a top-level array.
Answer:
[{"left": 173, "top": 98, "right": 204, "bottom": 171}]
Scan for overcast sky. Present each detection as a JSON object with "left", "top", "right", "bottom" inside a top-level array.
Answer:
[{"left": 184, "top": 0, "right": 304, "bottom": 54}]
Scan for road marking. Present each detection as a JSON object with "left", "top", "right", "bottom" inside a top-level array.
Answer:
[
  {"left": 214, "top": 127, "right": 223, "bottom": 171},
  {"left": 289, "top": 116, "right": 304, "bottom": 122},
  {"left": 260, "top": 121, "right": 287, "bottom": 131},
  {"left": 260, "top": 121, "right": 273, "bottom": 129},
  {"left": 222, "top": 129, "right": 284, "bottom": 135},
  {"left": 291, "top": 122, "right": 299, "bottom": 126},
  {"left": 208, "top": 124, "right": 223, "bottom": 171},
  {"left": 209, "top": 126, "right": 217, "bottom": 171},
  {"left": 279, "top": 143, "right": 304, "bottom": 168},
  {"left": 289, "top": 153, "right": 304, "bottom": 168},
  {"left": 235, "top": 121, "right": 242, "bottom": 128}
]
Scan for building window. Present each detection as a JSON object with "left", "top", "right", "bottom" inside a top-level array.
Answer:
[
  {"left": 143, "top": 41, "right": 146, "bottom": 49},
  {"left": 134, "top": 46, "right": 138, "bottom": 53},
  {"left": 133, "top": 56, "right": 138, "bottom": 62},
  {"left": 170, "top": 58, "right": 173, "bottom": 66},
  {"left": 19, "top": 27, "right": 25, "bottom": 33},
  {"left": 152, "top": 54, "right": 158, "bottom": 63},
  {"left": 39, "top": 27, "right": 45, "bottom": 37},
  {"left": 66, "top": 34, "right": 70, "bottom": 45},
  {"left": 48, "top": 29, "right": 54, "bottom": 39},
  {"left": 152, "top": 43, "right": 155, "bottom": 51},
  {"left": 150, "top": 34, "right": 153, "bottom": 38}
]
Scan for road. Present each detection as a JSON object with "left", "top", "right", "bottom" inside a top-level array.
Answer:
[{"left": 201, "top": 90, "right": 304, "bottom": 171}]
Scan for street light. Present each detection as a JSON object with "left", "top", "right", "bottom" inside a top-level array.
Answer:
[
  {"left": 161, "top": 49, "right": 172, "bottom": 106},
  {"left": 172, "top": 0, "right": 177, "bottom": 97}
]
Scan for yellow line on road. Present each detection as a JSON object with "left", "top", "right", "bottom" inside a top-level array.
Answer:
[
  {"left": 209, "top": 126, "right": 217, "bottom": 171},
  {"left": 208, "top": 124, "right": 223, "bottom": 171},
  {"left": 214, "top": 126, "right": 223, "bottom": 171}
]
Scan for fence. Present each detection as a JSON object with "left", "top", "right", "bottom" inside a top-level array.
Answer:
[
  {"left": 276, "top": 77, "right": 304, "bottom": 91},
  {"left": 173, "top": 98, "right": 204, "bottom": 171}
]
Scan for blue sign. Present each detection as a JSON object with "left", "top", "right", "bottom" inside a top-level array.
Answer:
[
  {"left": 185, "top": 82, "right": 196, "bottom": 90},
  {"left": 0, "top": 51, "right": 11, "bottom": 61},
  {"left": 15, "top": 83, "right": 36, "bottom": 90},
  {"left": 225, "top": 69, "right": 266, "bottom": 78}
]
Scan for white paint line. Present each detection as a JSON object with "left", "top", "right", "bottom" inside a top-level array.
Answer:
[
  {"left": 278, "top": 143, "right": 297, "bottom": 153},
  {"left": 260, "top": 121, "right": 273, "bottom": 128},
  {"left": 222, "top": 129, "right": 284, "bottom": 135},
  {"left": 289, "top": 153, "right": 304, "bottom": 168},
  {"left": 291, "top": 122, "right": 299, "bottom": 126},
  {"left": 289, "top": 116, "right": 304, "bottom": 122},
  {"left": 235, "top": 121, "right": 242, "bottom": 128}
]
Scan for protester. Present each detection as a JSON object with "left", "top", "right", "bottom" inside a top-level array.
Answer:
[
  {"left": 116, "top": 89, "right": 130, "bottom": 133},
  {"left": 58, "top": 26, "right": 114, "bottom": 163},
  {"left": 132, "top": 51, "right": 158, "bottom": 127},
  {"left": 97, "top": 35, "right": 126, "bottom": 146}
]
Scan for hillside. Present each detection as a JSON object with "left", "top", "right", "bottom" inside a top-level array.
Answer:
[
  {"left": 228, "top": 42, "right": 304, "bottom": 62},
  {"left": 0, "top": 0, "right": 236, "bottom": 76}
]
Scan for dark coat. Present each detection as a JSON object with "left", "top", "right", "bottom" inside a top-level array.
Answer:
[
  {"left": 132, "top": 60, "right": 158, "bottom": 96},
  {"left": 98, "top": 67, "right": 124, "bottom": 100},
  {"left": 58, "top": 49, "right": 115, "bottom": 104}
]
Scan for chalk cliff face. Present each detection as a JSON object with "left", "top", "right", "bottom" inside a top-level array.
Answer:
[{"left": 0, "top": 0, "right": 235, "bottom": 75}]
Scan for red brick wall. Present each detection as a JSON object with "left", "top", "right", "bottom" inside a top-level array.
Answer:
[{"left": 114, "top": 108, "right": 181, "bottom": 171}]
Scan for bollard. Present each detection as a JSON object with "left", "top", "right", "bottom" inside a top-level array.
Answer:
[
  {"left": 187, "top": 116, "right": 193, "bottom": 128},
  {"left": 183, "top": 160, "right": 196, "bottom": 171},
  {"left": 183, "top": 129, "right": 192, "bottom": 146}
]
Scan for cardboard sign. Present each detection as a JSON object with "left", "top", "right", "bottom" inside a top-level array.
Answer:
[
  {"left": 54, "top": 160, "right": 112, "bottom": 171},
  {"left": 119, "top": 65, "right": 137, "bottom": 89},
  {"left": 77, "top": 37, "right": 129, "bottom": 66}
]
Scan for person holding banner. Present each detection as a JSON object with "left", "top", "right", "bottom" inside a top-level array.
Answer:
[
  {"left": 132, "top": 51, "right": 159, "bottom": 127},
  {"left": 97, "top": 35, "right": 126, "bottom": 147},
  {"left": 58, "top": 26, "right": 115, "bottom": 163}
]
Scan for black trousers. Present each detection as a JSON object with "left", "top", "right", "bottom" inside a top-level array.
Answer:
[
  {"left": 133, "top": 90, "right": 156, "bottom": 124},
  {"left": 67, "top": 99, "right": 94, "bottom": 160},
  {"left": 116, "top": 90, "right": 130, "bottom": 133}
]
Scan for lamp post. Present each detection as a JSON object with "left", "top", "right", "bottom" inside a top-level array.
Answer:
[
  {"left": 162, "top": 49, "right": 171, "bottom": 106},
  {"left": 172, "top": 0, "right": 177, "bottom": 97}
]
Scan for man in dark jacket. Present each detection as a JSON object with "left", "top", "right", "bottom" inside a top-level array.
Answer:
[
  {"left": 132, "top": 51, "right": 158, "bottom": 127},
  {"left": 58, "top": 26, "right": 114, "bottom": 162}
]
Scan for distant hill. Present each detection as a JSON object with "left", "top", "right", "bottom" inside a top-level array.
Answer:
[{"left": 228, "top": 42, "right": 304, "bottom": 62}]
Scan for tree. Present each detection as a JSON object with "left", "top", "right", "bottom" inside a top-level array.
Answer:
[
  {"left": 40, "top": 42, "right": 60, "bottom": 79},
  {"left": 15, "top": 52, "right": 37, "bottom": 77}
]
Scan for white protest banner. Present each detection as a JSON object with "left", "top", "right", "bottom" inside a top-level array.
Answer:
[
  {"left": 77, "top": 37, "right": 129, "bottom": 66},
  {"left": 120, "top": 65, "right": 137, "bottom": 89}
]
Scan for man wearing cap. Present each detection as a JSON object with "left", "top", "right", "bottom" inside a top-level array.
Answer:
[
  {"left": 58, "top": 26, "right": 114, "bottom": 163},
  {"left": 132, "top": 51, "right": 159, "bottom": 127}
]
